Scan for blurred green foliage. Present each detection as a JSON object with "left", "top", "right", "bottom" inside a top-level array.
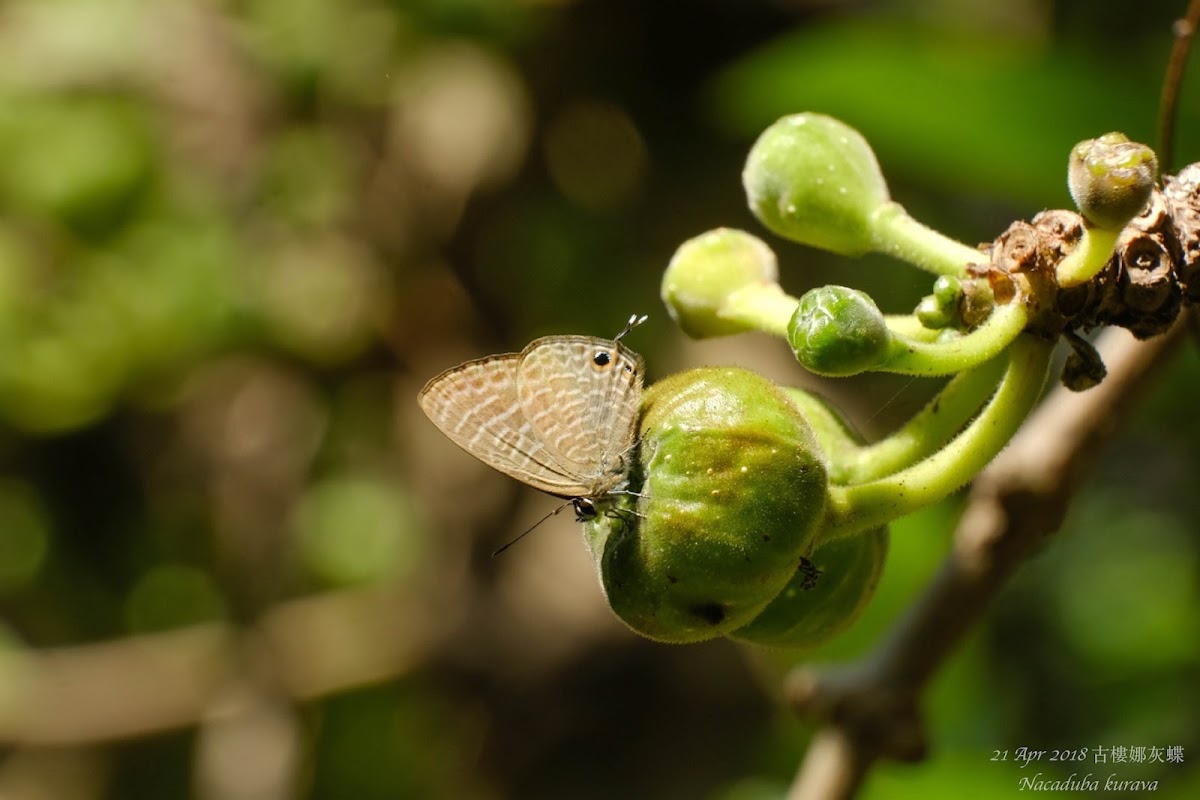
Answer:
[{"left": 0, "top": 0, "right": 1196, "bottom": 798}]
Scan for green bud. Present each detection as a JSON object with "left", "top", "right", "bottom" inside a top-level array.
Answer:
[
  {"left": 915, "top": 294, "right": 951, "bottom": 329},
  {"left": 932, "top": 275, "right": 962, "bottom": 305},
  {"left": 917, "top": 276, "right": 962, "bottom": 329},
  {"left": 1067, "top": 133, "right": 1157, "bottom": 230},
  {"left": 743, "top": 113, "right": 890, "bottom": 256},
  {"left": 661, "top": 228, "right": 781, "bottom": 338},
  {"left": 788, "top": 286, "right": 891, "bottom": 376},
  {"left": 729, "top": 526, "right": 887, "bottom": 648},
  {"left": 585, "top": 367, "right": 829, "bottom": 643}
]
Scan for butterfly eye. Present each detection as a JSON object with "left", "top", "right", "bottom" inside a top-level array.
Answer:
[{"left": 593, "top": 350, "right": 613, "bottom": 368}]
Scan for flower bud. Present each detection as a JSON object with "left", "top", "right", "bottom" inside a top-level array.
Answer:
[
  {"left": 661, "top": 228, "right": 782, "bottom": 338},
  {"left": 933, "top": 275, "right": 962, "bottom": 305},
  {"left": 788, "top": 286, "right": 891, "bottom": 376},
  {"left": 743, "top": 113, "right": 890, "bottom": 256},
  {"left": 585, "top": 367, "right": 829, "bottom": 643},
  {"left": 915, "top": 294, "right": 952, "bottom": 329},
  {"left": 1067, "top": 133, "right": 1157, "bottom": 230}
]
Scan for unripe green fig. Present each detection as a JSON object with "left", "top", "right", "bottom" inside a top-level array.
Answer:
[
  {"left": 1067, "top": 133, "right": 1157, "bottom": 230},
  {"left": 788, "top": 286, "right": 891, "bottom": 376},
  {"left": 743, "top": 113, "right": 889, "bottom": 256},
  {"left": 728, "top": 527, "right": 887, "bottom": 648},
  {"left": 584, "top": 367, "right": 829, "bottom": 643},
  {"left": 661, "top": 228, "right": 784, "bottom": 338},
  {"left": 732, "top": 387, "right": 887, "bottom": 648}
]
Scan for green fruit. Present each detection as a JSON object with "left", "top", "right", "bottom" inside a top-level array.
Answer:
[
  {"left": 733, "top": 388, "right": 888, "bottom": 648},
  {"left": 1067, "top": 133, "right": 1157, "bottom": 230},
  {"left": 661, "top": 228, "right": 781, "bottom": 338},
  {"left": 584, "top": 367, "right": 829, "bottom": 643},
  {"left": 788, "top": 286, "right": 891, "bottom": 376},
  {"left": 743, "top": 113, "right": 889, "bottom": 256},
  {"left": 729, "top": 527, "right": 887, "bottom": 648}
]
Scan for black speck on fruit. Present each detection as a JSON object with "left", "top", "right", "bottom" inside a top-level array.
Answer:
[{"left": 689, "top": 603, "right": 726, "bottom": 626}]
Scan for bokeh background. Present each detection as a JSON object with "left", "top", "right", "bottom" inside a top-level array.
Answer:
[{"left": 0, "top": 0, "right": 1197, "bottom": 798}]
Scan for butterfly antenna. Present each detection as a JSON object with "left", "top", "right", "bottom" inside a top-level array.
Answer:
[
  {"left": 615, "top": 313, "right": 649, "bottom": 342},
  {"left": 491, "top": 499, "right": 574, "bottom": 557},
  {"left": 1158, "top": 0, "right": 1200, "bottom": 173}
]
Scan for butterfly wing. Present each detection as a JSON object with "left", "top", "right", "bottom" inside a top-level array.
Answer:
[
  {"left": 516, "top": 336, "right": 644, "bottom": 494},
  {"left": 418, "top": 354, "right": 589, "bottom": 497}
]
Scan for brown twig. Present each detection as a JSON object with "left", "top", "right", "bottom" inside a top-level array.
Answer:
[
  {"left": 0, "top": 585, "right": 449, "bottom": 746},
  {"left": 784, "top": 314, "right": 1192, "bottom": 799},
  {"left": 1157, "top": 0, "right": 1200, "bottom": 173}
]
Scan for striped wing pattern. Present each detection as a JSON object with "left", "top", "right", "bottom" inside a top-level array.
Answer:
[
  {"left": 418, "top": 335, "right": 644, "bottom": 500},
  {"left": 515, "top": 336, "right": 643, "bottom": 495},
  {"left": 418, "top": 353, "right": 595, "bottom": 496}
]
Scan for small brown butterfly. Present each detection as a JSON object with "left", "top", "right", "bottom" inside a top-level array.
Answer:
[{"left": 418, "top": 315, "right": 646, "bottom": 521}]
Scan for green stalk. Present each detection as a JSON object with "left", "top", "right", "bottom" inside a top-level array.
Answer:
[
  {"left": 1055, "top": 226, "right": 1120, "bottom": 287},
  {"left": 885, "top": 313, "right": 943, "bottom": 342},
  {"left": 819, "top": 334, "right": 1053, "bottom": 541},
  {"left": 881, "top": 301, "right": 1029, "bottom": 375},
  {"left": 840, "top": 354, "right": 1009, "bottom": 483},
  {"left": 870, "top": 202, "right": 985, "bottom": 278},
  {"left": 721, "top": 282, "right": 798, "bottom": 338}
]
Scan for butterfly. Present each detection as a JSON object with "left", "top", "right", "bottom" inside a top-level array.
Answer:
[{"left": 418, "top": 315, "right": 647, "bottom": 524}]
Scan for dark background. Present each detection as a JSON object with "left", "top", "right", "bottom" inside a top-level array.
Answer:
[{"left": 0, "top": 0, "right": 1197, "bottom": 797}]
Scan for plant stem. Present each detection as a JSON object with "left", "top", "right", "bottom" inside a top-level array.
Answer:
[
  {"left": 839, "top": 355, "right": 1009, "bottom": 483},
  {"left": 1055, "top": 225, "right": 1120, "bottom": 287},
  {"left": 721, "top": 282, "right": 798, "bottom": 337},
  {"left": 870, "top": 202, "right": 985, "bottom": 278},
  {"left": 790, "top": 355, "right": 1006, "bottom": 485},
  {"left": 884, "top": 314, "right": 942, "bottom": 342},
  {"left": 882, "top": 301, "right": 1028, "bottom": 375},
  {"left": 819, "top": 334, "right": 1054, "bottom": 541}
]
